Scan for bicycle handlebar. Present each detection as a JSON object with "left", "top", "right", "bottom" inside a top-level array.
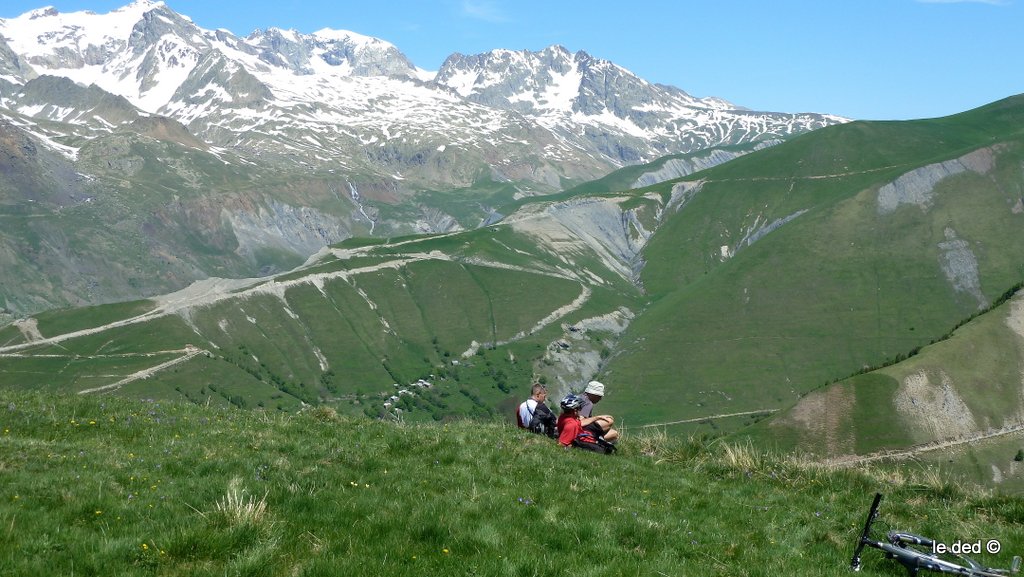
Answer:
[
  {"left": 890, "top": 533, "right": 936, "bottom": 549},
  {"left": 851, "top": 492, "right": 884, "bottom": 571}
]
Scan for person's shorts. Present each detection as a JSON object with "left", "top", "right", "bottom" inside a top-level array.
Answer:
[{"left": 584, "top": 421, "right": 606, "bottom": 436}]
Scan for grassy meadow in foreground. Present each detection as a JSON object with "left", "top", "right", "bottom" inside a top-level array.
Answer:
[{"left": 1, "top": 391, "right": 1022, "bottom": 576}]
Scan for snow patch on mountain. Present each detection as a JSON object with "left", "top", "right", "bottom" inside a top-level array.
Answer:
[
  {"left": 2, "top": 114, "right": 80, "bottom": 158},
  {"left": 507, "top": 55, "right": 582, "bottom": 113}
]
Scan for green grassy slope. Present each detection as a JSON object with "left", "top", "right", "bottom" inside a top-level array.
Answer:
[
  {"left": 908, "top": 432, "right": 1024, "bottom": 494},
  {"left": 605, "top": 95, "right": 1024, "bottom": 427},
  {"left": 750, "top": 286, "right": 1024, "bottom": 459},
  {"left": 0, "top": 207, "right": 644, "bottom": 420},
  {"left": 2, "top": 390, "right": 1022, "bottom": 576}
]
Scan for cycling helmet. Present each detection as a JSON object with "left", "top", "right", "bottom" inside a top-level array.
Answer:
[{"left": 560, "top": 393, "right": 584, "bottom": 411}]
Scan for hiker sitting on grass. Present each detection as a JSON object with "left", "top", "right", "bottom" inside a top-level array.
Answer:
[
  {"left": 578, "top": 380, "right": 618, "bottom": 443},
  {"left": 557, "top": 393, "right": 615, "bottom": 453},
  {"left": 517, "top": 383, "right": 556, "bottom": 438}
]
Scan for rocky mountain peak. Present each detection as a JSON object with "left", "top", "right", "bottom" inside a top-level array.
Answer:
[
  {"left": 128, "top": 2, "right": 196, "bottom": 54},
  {"left": 238, "top": 26, "right": 417, "bottom": 78},
  {"left": 433, "top": 44, "right": 582, "bottom": 110},
  {"left": 25, "top": 7, "right": 59, "bottom": 19},
  {"left": 311, "top": 29, "right": 418, "bottom": 78},
  {"left": 433, "top": 44, "right": 711, "bottom": 117},
  {"left": 244, "top": 27, "right": 316, "bottom": 74}
]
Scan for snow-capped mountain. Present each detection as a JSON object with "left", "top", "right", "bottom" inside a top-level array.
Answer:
[
  {"left": 0, "top": 1, "right": 843, "bottom": 185},
  {"left": 0, "top": 0, "right": 846, "bottom": 315},
  {"left": 433, "top": 45, "right": 843, "bottom": 162},
  {"left": 0, "top": 0, "right": 604, "bottom": 194}
]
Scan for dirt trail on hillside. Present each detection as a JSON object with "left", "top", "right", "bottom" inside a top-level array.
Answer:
[
  {"left": 0, "top": 307, "right": 174, "bottom": 355},
  {"left": 705, "top": 164, "right": 909, "bottom": 184},
  {"left": 0, "top": 251, "right": 461, "bottom": 356},
  {"left": 2, "top": 244, "right": 591, "bottom": 396},
  {"left": 823, "top": 421, "right": 1024, "bottom": 467},
  {"left": 634, "top": 409, "right": 780, "bottom": 429},
  {"left": 76, "top": 346, "right": 207, "bottom": 395}
]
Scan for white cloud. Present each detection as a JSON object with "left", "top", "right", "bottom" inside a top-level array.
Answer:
[{"left": 460, "top": 0, "right": 510, "bottom": 22}]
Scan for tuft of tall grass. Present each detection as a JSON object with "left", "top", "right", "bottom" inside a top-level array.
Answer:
[
  {"left": 718, "top": 439, "right": 768, "bottom": 472},
  {"left": 215, "top": 478, "right": 269, "bottom": 527},
  {"left": 306, "top": 405, "right": 340, "bottom": 423},
  {"left": 629, "top": 428, "right": 711, "bottom": 466},
  {"left": 863, "top": 462, "right": 973, "bottom": 500}
]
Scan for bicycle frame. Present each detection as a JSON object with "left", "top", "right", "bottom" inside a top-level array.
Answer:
[{"left": 851, "top": 493, "right": 1020, "bottom": 577}]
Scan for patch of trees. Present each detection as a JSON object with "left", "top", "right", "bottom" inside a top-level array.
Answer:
[{"left": 217, "top": 344, "right": 318, "bottom": 405}]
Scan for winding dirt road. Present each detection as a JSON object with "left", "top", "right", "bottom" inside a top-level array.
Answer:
[
  {"left": 824, "top": 422, "right": 1024, "bottom": 467},
  {"left": 76, "top": 346, "right": 207, "bottom": 395},
  {"left": 633, "top": 409, "right": 780, "bottom": 429}
]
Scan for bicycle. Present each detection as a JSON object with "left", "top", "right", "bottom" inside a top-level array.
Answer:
[{"left": 851, "top": 493, "right": 1021, "bottom": 576}]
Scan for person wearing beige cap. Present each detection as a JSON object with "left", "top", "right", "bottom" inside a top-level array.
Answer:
[{"left": 579, "top": 380, "right": 618, "bottom": 443}]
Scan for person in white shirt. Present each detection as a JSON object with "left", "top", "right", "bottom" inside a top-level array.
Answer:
[{"left": 517, "top": 383, "right": 556, "bottom": 437}]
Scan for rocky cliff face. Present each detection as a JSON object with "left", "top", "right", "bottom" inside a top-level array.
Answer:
[{"left": 0, "top": 36, "right": 34, "bottom": 80}]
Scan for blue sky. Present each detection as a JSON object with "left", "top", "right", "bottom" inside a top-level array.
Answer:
[{"left": 2, "top": 0, "right": 1021, "bottom": 120}]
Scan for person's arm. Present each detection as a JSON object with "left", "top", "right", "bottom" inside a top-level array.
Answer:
[{"left": 580, "top": 414, "right": 614, "bottom": 427}]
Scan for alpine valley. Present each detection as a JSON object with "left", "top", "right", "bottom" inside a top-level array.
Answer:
[
  {"left": 0, "top": 0, "right": 841, "bottom": 314},
  {"left": 5, "top": 1, "right": 1024, "bottom": 482}
]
